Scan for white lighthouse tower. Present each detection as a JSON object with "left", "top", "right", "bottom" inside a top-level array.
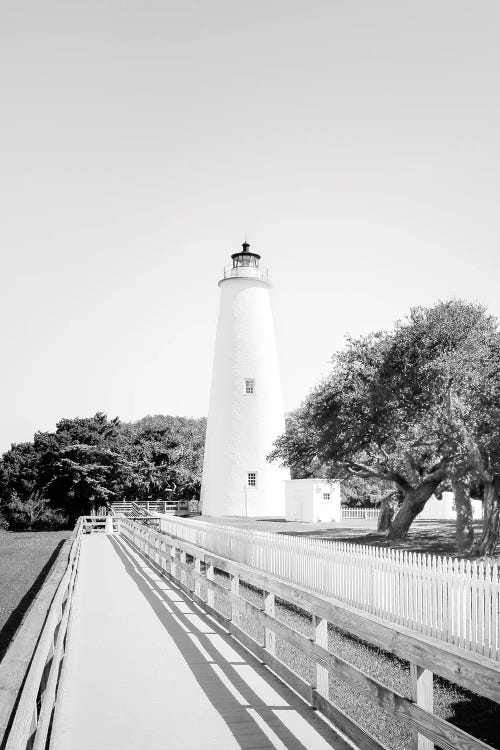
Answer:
[{"left": 201, "top": 242, "right": 289, "bottom": 517}]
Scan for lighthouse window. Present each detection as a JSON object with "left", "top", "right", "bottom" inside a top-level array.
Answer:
[
  {"left": 247, "top": 472, "right": 257, "bottom": 487},
  {"left": 322, "top": 492, "right": 331, "bottom": 502},
  {"left": 245, "top": 379, "right": 255, "bottom": 394}
]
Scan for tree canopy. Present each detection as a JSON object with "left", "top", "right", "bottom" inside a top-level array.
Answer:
[
  {"left": 270, "top": 300, "right": 500, "bottom": 552},
  {"left": 0, "top": 413, "right": 206, "bottom": 529}
]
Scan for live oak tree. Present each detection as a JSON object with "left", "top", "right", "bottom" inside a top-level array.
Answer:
[
  {"left": 269, "top": 327, "right": 448, "bottom": 540},
  {"left": 443, "top": 331, "right": 500, "bottom": 555},
  {"left": 403, "top": 302, "right": 500, "bottom": 553},
  {"left": 381, "top": 300, "right": 500, "bottom": 550},
  {"left": 270, "top": 300, "right": 500, "bottom": 547}
]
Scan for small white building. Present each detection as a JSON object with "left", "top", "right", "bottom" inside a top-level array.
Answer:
[
  {"left": 417, "top": 491, "right": 483, "bottom": 520},
  {"left": 285, "top": 479, "right": 342, "bottom": 523}
]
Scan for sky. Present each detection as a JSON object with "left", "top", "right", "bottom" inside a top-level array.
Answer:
[{"left": 1, "top": 1, "right": 500, "bottom": 453}]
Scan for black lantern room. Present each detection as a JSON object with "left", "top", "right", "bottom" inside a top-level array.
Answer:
[{"left": 231, "top": 241, "right": 261, "bottom": 269}]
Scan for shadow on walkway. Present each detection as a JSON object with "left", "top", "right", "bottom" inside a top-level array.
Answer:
[{"left": 110, "top": 536, "right": 349, "bottom": 750}]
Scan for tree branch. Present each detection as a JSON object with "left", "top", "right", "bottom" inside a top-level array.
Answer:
[{"left": 348, "top": 461, "right": 412, "bottom": 491}]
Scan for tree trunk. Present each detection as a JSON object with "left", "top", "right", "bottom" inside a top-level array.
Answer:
[
  {"left": 388, "top": 477, "right": 443, "bottom": 539},
  {"left": 377, "top": 492, "right": 398, "bottom": 533},
  {"left": 453, "top": 477, "right": 475, "bottom": 554},
  {"left": 474, "top": 481, "right": 500, "bottom": 556},
  {"left": 483, "top": 481, "right": 493, "bottom": 518}
]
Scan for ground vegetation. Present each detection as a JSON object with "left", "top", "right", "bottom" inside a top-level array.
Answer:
[
  {"left": 0, "top": 530, "right": 70, "bottom": 660},
  {"left": 0, "top": 413, "right": 206, "bottom": 529}
]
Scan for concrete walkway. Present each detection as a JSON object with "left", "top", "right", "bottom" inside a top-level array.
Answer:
[{"left": 50, "top": 534, "right": 351, "bottom": 750}]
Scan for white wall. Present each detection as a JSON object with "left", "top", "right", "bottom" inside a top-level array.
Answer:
[
  {"left": 285, "top": 479, "right": 341, "bottom": 522},
  {"left": 417, "top": 492, "right": 483, "bottom": 520},
  {"left": 201, "top": 272, "right": 289, "bottom": 517}
]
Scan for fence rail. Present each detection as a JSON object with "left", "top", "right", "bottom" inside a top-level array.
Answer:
[
  {"left": 156, "top": 514, "right": 500, "bottom": 660},
  {"left": 341, "top": 507, "right": 380, "bottom": 519},
  {"left": 110, "top": 499, "right": 190, "bottom": 516},
  {"left": 120, "top": 517, "right": 500, "bottom": 750}
]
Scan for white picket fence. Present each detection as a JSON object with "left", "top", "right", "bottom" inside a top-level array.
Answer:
[
  {"left": 158, "top": 514, "right": 500, "bottom": 659},
  {"left": 341, "top": 507, "right": 380, "bottom": 519}
]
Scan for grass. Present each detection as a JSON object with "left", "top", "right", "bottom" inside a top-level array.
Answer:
[
  {"left": 283, "top": 519, "right": 498, "bottom": 560},
  {"left": 201, "top": 515, "right": 499, "bottom": 562},
  {"left": 0, "top": 529, "right": 70, "bottom": 662}
]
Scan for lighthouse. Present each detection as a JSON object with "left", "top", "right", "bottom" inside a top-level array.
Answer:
[{"left": 201, "top": 242, "right": 289, "bottom": 517}]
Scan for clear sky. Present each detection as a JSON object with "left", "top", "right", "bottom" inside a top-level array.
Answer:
[{"left": 1, "top": 1, "right": 499, "bottom": 453}]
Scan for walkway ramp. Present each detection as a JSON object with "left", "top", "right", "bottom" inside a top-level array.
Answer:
[{"left": 50, "top": 535, "right": 350, "bottom": 750}]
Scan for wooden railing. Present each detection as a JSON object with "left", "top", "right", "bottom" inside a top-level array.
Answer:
[
  {"left": 119, "top": 517, "right": 500, "bottom": 750},
  {"left": 0, "top": 519, "right": 85, "bottom": 750},
  {"left": 129, "top": 500, "right": 184, "bottom": 518},
  {"left": 108, "top": 501, "right": 133, "bottom": 514},
  {"left": 82, "top": 515, "right": 119, "bottom": 532},
  {"left": 126, "top": 507, "right": 161, "bottom": 529},
  {"left": 130, "top": 501, "right": 150, "bottom": 518},
  {"left": 111, "top": 499, "right": 190, "bottom": 517},
  {"left": 156, "top": 514, "right": 500, "bottom": 659},
  {"left": 159, "top": 499, "right": 189, "bottom": 516}
]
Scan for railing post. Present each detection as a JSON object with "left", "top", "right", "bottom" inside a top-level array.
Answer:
[
  {"left": 264, "top": 592, "right": 276, "bottom": 655},
  {"left": 411, "top": 664, "right": 433, "bottom": 750},
  {"left": 155, "top": 538, "right": 160, "bottom": 565},
  {"left": 231, "top": 574, "right": 240, "bottom": 627},
  {"left": 194, "top": 558, "right": 203, "bottom": 600},
  {"left": 179, "top": 550, "right": 187, "bottom": 586},
  {"left": 170, "top": 544, "right": 177, "bottom": 579},
  {"left": 313, "top": 615, "right": 329, "bottom": 698},
  {"left": 206, "top": 562, "right": 215, "bottom": 608}
]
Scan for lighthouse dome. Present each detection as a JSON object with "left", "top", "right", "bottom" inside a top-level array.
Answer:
[{"left": 223, "top": 241, "right": 269, "bottom": 283}]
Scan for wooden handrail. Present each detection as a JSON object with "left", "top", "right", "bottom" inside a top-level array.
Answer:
[
  {"left": 156, "top": 514, "right": 499, "bottom": 659},
  {"left": 0, "top": 520, "right": 83, "bottom": 750},
  {"left": 119, "top": 518, "right": 500, "bottom": 750},
  {"left": 128, "top": 500, "right": 188, "bottom": 518}
]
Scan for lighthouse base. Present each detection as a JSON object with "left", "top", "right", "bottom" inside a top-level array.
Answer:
[{"left": 201, "top": 467, "right": 288, "bottom": 518}]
